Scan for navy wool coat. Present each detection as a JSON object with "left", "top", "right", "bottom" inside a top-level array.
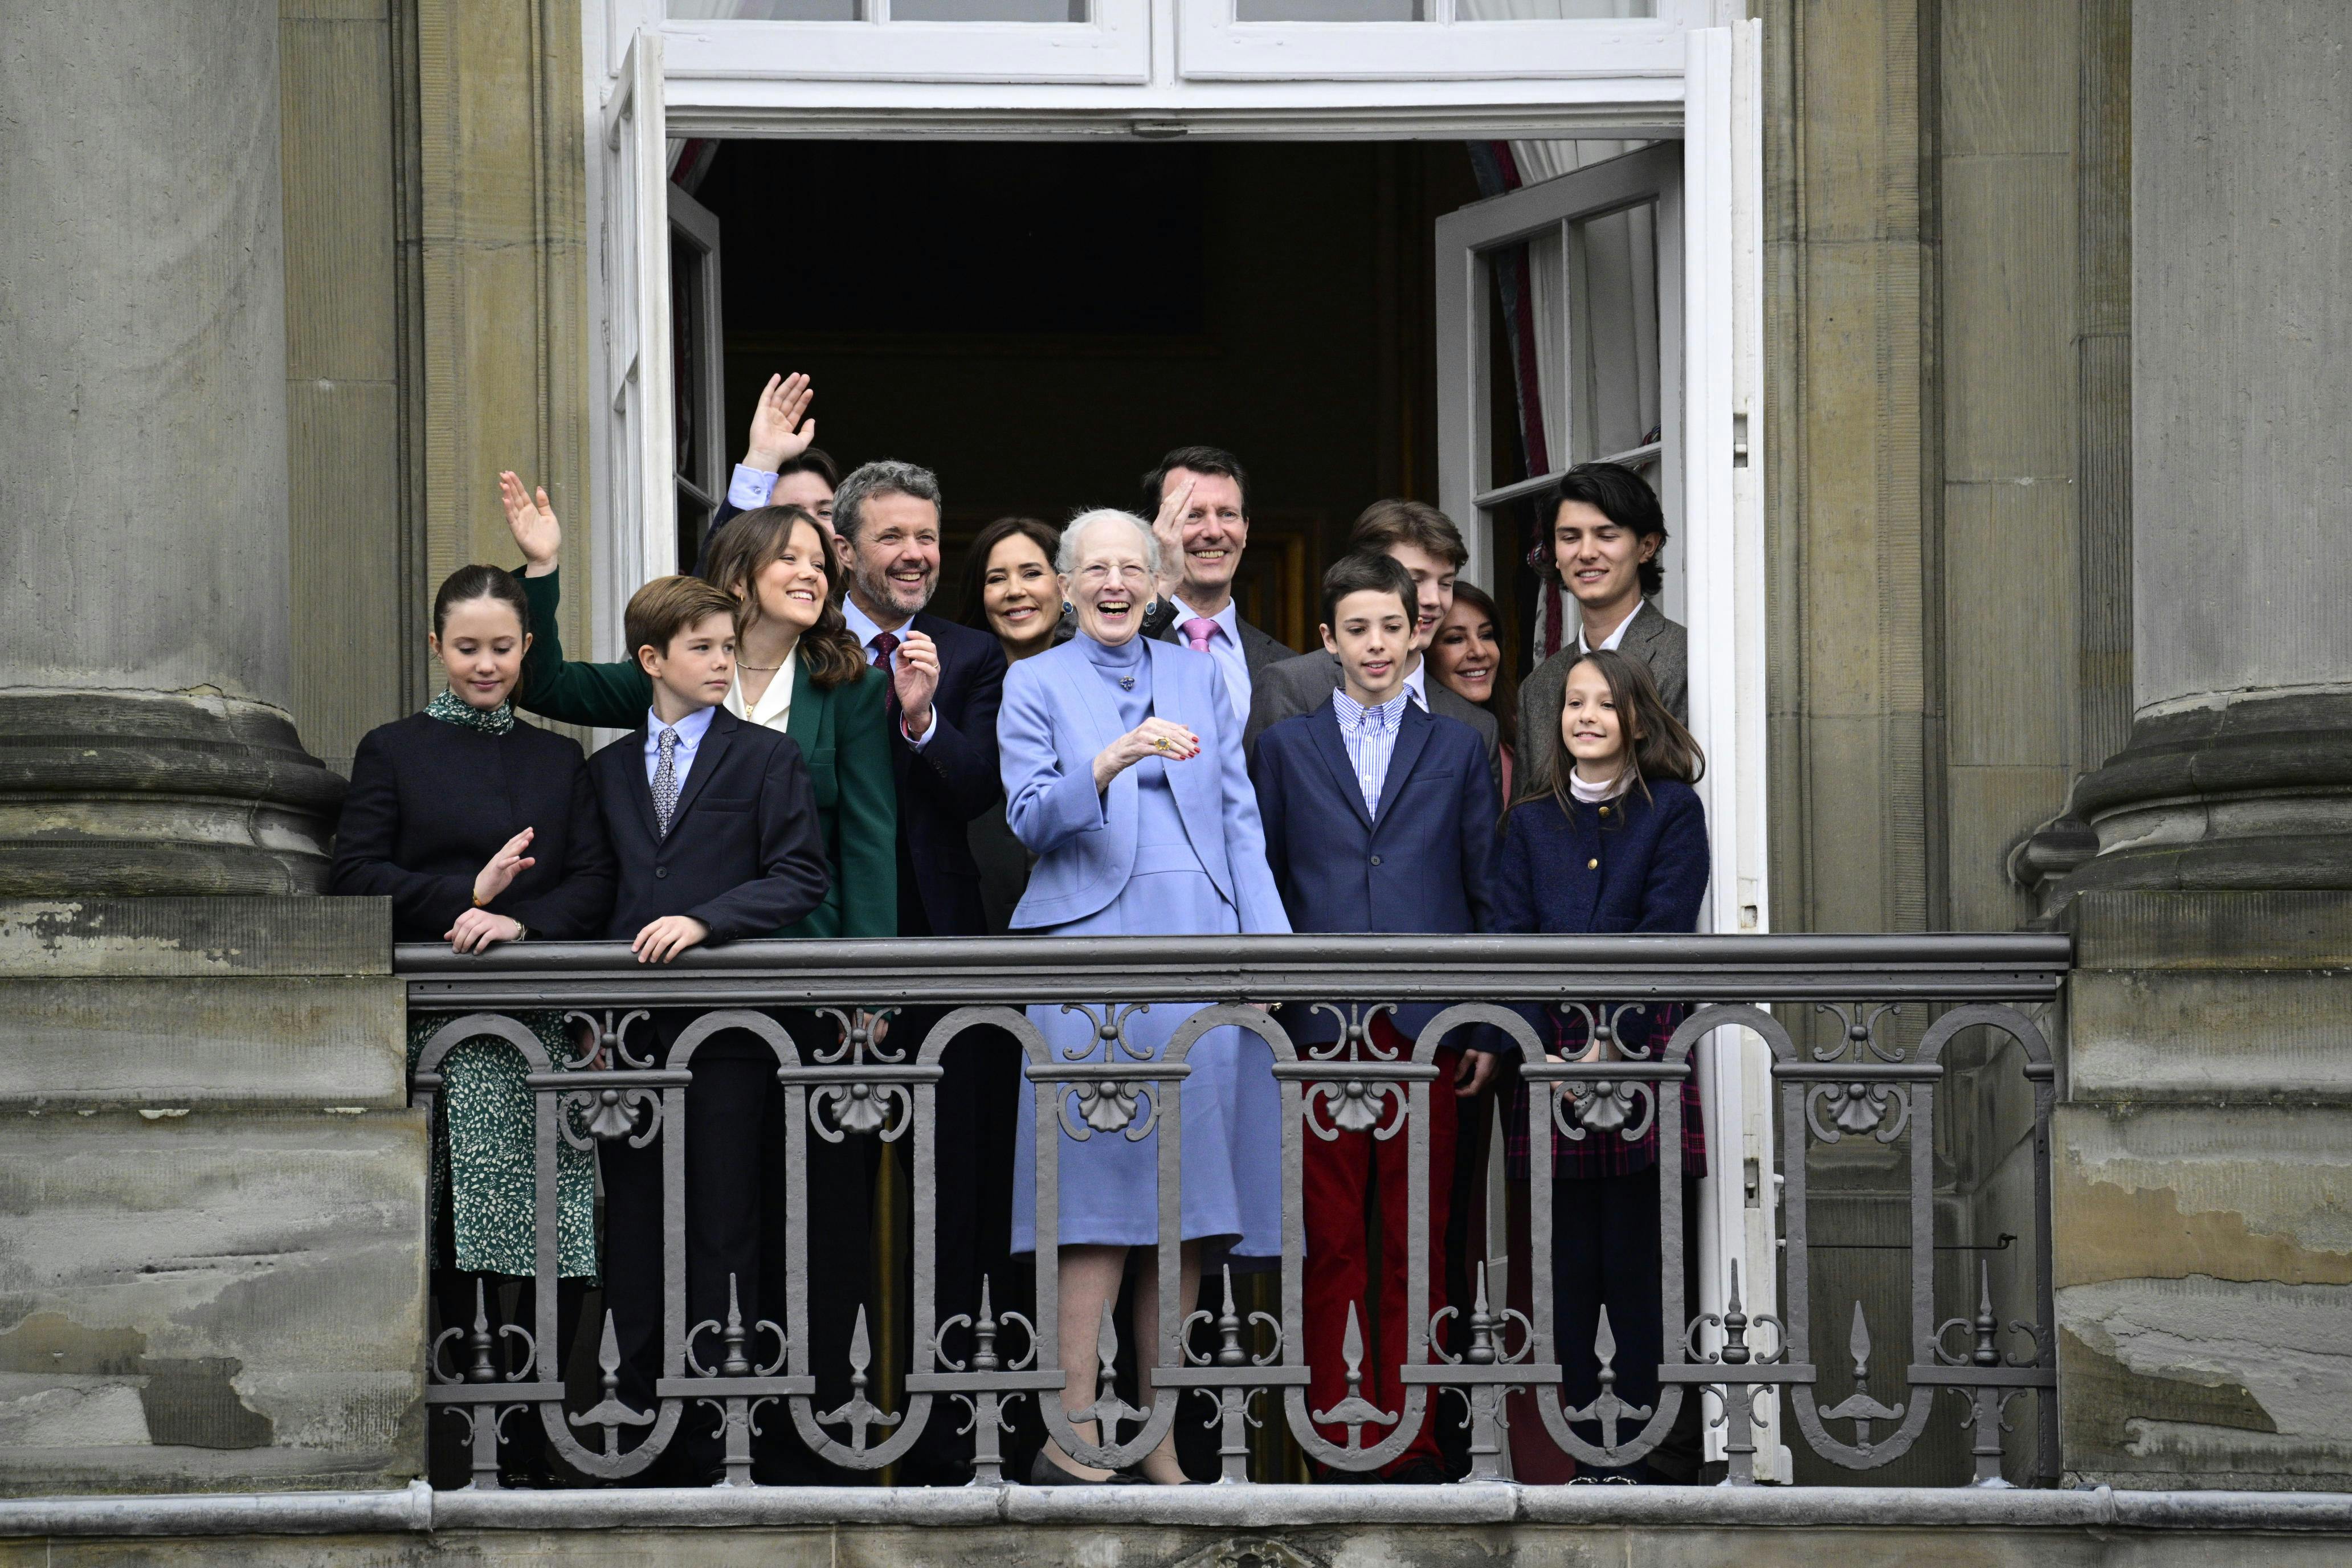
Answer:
[
  {"left": 1490, "top": 778, "right": 1708, "bottom": 939},
  {"left": 332, "top": 712, "right": 616, "bottom": 944}
]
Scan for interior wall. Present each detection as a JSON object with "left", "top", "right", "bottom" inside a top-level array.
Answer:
[{"left": 698, "top": 138, "right": 1478, "bottom": 649}]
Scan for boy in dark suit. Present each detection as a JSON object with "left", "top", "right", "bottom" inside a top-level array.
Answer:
[
  {"left": 1253, "top": 552, "right": 1504, "bottom": 1483},
  {"left": 587, "top": 574, "right": 830, "bottom": 1483}
]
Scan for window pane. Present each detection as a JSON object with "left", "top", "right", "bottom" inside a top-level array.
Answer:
[
  {"left": 892, "top": 0, "right": 1088, "bottom": 17},
  {"left": 1565, "top": 198, "right": 1661, "bottom": 463},
  {"left": 1236, "top": 1, "right": 1424, "bottom": 19},
  {"left": 667, "top": 1, "right": 859, "bottom": 18},
  {"left": 1457, "top": 0, "right": 1655, "bottom": 16}
]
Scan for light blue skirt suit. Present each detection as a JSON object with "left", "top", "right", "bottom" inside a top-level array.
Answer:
[{"left": 1000, "top": 630, "right": 1292, "bottom": 1255}]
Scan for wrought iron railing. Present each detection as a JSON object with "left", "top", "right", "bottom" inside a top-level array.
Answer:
[{"left": 399, "top": 932, "right": 2069, "bottom": 1489}]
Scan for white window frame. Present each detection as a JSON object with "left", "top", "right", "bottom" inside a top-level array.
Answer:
[
  {"left": 619, "top": 0, "right": 1151, "bottom": 89},
  {"left": 669, "top": 181, "right": 727, "bottom": 571},
  {"left": 1175, "top": 0, "right": 1714, "bottom": 85},
  {"left": 593, "top": 29, "right": 674, "bottom": 659},
  {"left": 595, "top": 0, "right": 1740, "bottom": 136},
  {"left": 1434, "top": 19, "right": 1775, "bottom": 1478},
  {"left": 1432, "top": 139, "right": 1684, "bottom": 608}
]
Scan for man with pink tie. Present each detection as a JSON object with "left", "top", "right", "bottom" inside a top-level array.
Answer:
[{"left": 1138, "top": 446, "right": 1295, "bottom": 719}]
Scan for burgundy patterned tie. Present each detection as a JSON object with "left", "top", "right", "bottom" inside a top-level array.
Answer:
[{"left": 871, "top": 631, "right": 900, "bottom": 719}]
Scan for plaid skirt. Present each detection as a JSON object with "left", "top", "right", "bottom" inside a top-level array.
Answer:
[{"left": 1501, "top": 1002, "right": 1707, "bottom": 1182}]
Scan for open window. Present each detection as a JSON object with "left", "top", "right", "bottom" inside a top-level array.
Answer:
[
  {"left": 586, "top": 14, "right": 1771, "bottom": 1465},
  {"left": 1438, "top": 19, "right": 1775, "bottom": 1477},
  {"left": 669, "top": 181, "right": 726, "bottom": 573}
]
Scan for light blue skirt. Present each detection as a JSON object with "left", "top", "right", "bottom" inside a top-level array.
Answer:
[{"left": 1010, "top": 846, "right": 1282, "bottom": 1256}]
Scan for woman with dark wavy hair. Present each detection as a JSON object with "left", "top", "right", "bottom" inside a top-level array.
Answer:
[{"left": 961, "top": 514, "right": 1066, "bottom": 931}]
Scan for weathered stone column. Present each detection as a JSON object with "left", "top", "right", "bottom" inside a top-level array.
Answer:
[
  {"left": 2067, "top": 0, "right": 2352, "bottom": 891},
  {"left": 0, "top": 0, "right": 341, "bottom": 895},
  {"left": 2053, "top": 0, "right": 2352, "bottom": 1491}
]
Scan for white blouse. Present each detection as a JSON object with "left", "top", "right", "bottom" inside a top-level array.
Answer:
[{"left": 725, "top": 660, "right": 794, "bottom": 733}]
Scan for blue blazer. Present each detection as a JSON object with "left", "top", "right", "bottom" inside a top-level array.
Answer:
[
  {"left": 999, "top": 636, "right": 1289, "bottom": 935},
  {"left": 1252, "top": 699, "right": 1497, "bottom": 1043},
  {"left": 1491, "top": 779, "right": 1709, "bottom": 938},
  {"left": 588, "top": 706, "right": 832, "bottom": 944}
]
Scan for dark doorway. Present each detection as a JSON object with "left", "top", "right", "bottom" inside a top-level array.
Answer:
[{"left": 691, "top": 137, "right": 1481, "bottom": 652}]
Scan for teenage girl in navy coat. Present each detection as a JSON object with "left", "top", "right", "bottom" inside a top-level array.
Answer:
[{"left": 1492, "top": 647, "right": 1709, "bottom": 1483}]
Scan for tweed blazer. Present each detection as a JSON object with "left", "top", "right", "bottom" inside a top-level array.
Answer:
[{"left": 1515, "top": 598, "right": 1688, "bottom": 791}]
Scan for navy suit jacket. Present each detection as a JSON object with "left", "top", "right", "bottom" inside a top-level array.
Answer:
[
  {"left": 588, "top": 705, "right": 831, "bottom": 944},
  {"left": 1252, "top": 698, "right": 1498, "bottom": 1046},
  {"left": 887, "top": 608, "right": 1008, "bottom": 936}
]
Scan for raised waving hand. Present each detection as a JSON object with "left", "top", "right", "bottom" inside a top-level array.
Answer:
[
  {"left": 745, "top": 371, "right": 816, "bottom": 472},
  {"left": 499, "top": 472, "right": 563, "bottom": 577}
]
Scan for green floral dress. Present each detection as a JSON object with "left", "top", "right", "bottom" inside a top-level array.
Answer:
[{"left": 409, "top": 690, "right": 598, "bottom": 1280}]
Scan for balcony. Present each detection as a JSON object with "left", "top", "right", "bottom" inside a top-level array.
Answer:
[{"left": 393, "top": 930, "right": 2068, "bottom": 1491}]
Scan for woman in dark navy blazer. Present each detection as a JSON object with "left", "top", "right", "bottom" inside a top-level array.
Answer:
[
  {"left": 1492, "top": 647, "right": 1708, "bottom": 1483},
  {"left": 331, "top": 564, "right": 615, "bottom": 1487}
]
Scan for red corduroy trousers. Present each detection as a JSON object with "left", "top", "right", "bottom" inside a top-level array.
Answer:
[{"left": 1301, "top": 1018, "right": 1458, "bottom": 1475}]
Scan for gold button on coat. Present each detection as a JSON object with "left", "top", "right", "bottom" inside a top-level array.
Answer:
[{"left": 1587, "top": 858, "right": 1599, "bottom": 870}]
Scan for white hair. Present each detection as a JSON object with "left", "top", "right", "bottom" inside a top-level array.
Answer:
[{"left": 1056, "top": 508, "right": 1160, "bottom": 578}]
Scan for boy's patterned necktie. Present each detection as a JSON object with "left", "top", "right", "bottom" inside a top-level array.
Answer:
[{"left": 651, "top": 725, "right": 680, "bottom": 837}]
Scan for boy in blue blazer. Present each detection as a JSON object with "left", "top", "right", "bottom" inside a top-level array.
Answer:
[
  {"left": 586, "top": 575, "right": 831, "bottom": 1484},
  {"left": 1252, "top": 552, "right": 1504, "bottom": 1483}
]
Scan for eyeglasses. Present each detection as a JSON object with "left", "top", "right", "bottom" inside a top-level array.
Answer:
[{"left": 1075, "top": 562, "right": 1153, "bottom": 587}]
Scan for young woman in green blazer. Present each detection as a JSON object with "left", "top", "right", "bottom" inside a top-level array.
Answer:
[{"left": 497, "top": 473, "right": 896, "bottom": 940}]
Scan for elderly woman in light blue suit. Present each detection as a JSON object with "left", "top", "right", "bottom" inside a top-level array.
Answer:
[{"left": 999, "top": 506, "right": 1291, "bottom": 1485}]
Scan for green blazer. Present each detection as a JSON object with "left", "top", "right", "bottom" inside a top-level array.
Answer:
[{"left": 515, "top": 569, "right": 897, "bottom": 940}]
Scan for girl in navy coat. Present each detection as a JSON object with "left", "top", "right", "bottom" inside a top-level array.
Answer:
[{"left": 1492, "top": 647, "right": 1708, "bottom": 1482}]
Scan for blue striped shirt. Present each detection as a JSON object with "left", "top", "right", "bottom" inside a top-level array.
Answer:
[{"left": 1331, "top": 688, "right": 1408, "bottom": 819}]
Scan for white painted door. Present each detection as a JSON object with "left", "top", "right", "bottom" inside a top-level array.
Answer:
[
  {"left": 592, "top": 30, "right": 677, "bottom": 657},
  {"left": 1436, "top": 18, "right": 1781, "bottom": 1479}
]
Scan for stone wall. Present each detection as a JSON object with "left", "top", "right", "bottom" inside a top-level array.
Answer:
[
  {"left": 2055, "top": 892, "right": 2352, "bottom": 1489},
  {"left": 0, "top": 900, "right": 422, "bottom": 1495}
]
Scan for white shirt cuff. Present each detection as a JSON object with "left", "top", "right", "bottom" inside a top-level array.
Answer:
[
  {"left": 900, "top": 713, "right": 933, "bottom": 750},
  {"left": 727, "top": 464, "right": 779, "bottom": 510}
]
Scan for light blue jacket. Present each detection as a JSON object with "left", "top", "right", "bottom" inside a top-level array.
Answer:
[{"left": 999, "top": 635, "right": 1291, "bottom": 936}]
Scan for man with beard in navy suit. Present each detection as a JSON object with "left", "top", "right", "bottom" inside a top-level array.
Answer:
[{"left": 826, "top": 459, "right": 1016, "bottom": 1484}]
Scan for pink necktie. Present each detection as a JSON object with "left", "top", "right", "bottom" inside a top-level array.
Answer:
[{"left": 1181, "top": 617, "right": 1218, "bottom": 655}]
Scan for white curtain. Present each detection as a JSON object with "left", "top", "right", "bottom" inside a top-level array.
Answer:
[
  {"left": 1479, "top": 135, "right": 1663, "bottom": 665},
  {"left": 1455, "top": 0, "right": 1651, "bottom": 22}
]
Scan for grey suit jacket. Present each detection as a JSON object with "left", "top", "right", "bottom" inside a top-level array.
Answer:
[
  {"left": 1245, "top": 649, "right": 1503, "bottom": 803},
  {"left": 1516, "top": 598, "right": 1688, "bottom": 793}
]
